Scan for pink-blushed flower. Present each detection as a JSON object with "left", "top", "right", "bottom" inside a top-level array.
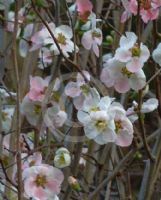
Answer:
[
  {"left": 65, "top": 71, "right": 90, "bottom": 98},
  {"left": 30, "top": 23, "right": 77, "bottom": 57},
  {"left": 121, "top": 0, "right": 137, "bottom": 23},
  {"left": 100, "top": 58, "right": 146, "bottom": 93},
  {"left": 127, "top": 98, "right": 159, "bottom": 122},
  {"left": 65, "top": 71, "right": 91, "bottom": 109},
  {"left": 44, "top": 24, "right": 77, "bottom": 57},
  {"left": 30, "top": 23, "right": 54, "bottom": 51},
  {"left": 76, "top": 0, "right": 93, "bottom": 21},
  {"left": 22, "top": 152, "right": 42, "bottom": 170},
  {"left": 27, "top": 76, "right": 50, "bottom": 102},
  {"left": 81, "top": 28, "right": 102, "bottom": 57},
  {"left": 23, "top": 165, "right": 64, "bottom": 200},
  {"left": 114, "top": 32, "right": 150, "bottom": 72},
  {"left": 152, "top": 43, "right": 161, "bottom": 66},
  {"left": 110, "top": 103, "right": 133, "bottom": 147}
]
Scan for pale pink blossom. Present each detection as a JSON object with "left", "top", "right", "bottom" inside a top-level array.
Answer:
[
  {"left": 81, "top": 28, "right": 102, "bottom": 57},
  {"left": 23, "top": 165, "right": 64, "bottom": 200},
  {"left": 65, "top": 71, "right": 90, "bottom": 109},
  {"left": 27, "top": 76, "right": 50, "bottom": 102},
  {"left": 30, "top": 23, "right": 77, "bottom": 57},
  {"left": 30, "top": 23, "right": 53, "bottom": 51},
  {"left": 110, "top": 103, "right": 133, "bottom": 147},
  {"left": 100, "top": 58, "right": 146, "bottom": 93},
  {"left": 114, "top": 32, "right": 150, "bottom": 72}
]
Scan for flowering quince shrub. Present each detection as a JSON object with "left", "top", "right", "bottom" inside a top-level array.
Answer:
[{"left": 1, "top": 0, "right": 161, "bottom": 200}]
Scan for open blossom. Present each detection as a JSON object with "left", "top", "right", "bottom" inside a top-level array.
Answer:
[
  {"left": 31, "top": 23, "right": 77, "bottom": 57},
  {"left": 65, "top": 71, "right": 90, "bottom": 109},
  {"left": 111, "top": 103, "right": 133, "bottom": 147},
  {"left": 127, "top": 98, "right": 159, "bottom": 122},
  {"left": 23, "top": 165, "right": 64, "bottom": 200},
  {"left": 152, "top": 43, "right": 161, "bottom": 66},
  {"left": 27, "top": 76, "right": 50, "bottom": 102},
  {"left": 54, "top": 147, "right": 71, "bottom": 168},
  {"left": 114, "top": 32, "right": 150, "bottom": 72},
  {"left": 100, "top": 58, "right": 146, "bottom": 93},
  {"left": 81, "top": 28, "right": 102, "bottom": 57},
  {"left": 78, "top": 96, "right": 116, "bottom": 144}
]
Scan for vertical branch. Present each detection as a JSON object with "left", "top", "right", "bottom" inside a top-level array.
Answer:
[{"left": 12, "top": 1, "right": 22, "bottom": 199}]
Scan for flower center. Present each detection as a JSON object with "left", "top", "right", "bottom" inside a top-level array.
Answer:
[
  {"left": 2, "top": 112, "right": 8, "bottom": 121},
  {"left": 121, "top": 67, "right": 133, "bottom": 78},
  {"left": 115, "top": 120, "right": 123, "bottom": 133},
  {"left": 80, "top": 85, "right": 90, "bottom": 95},
  {"left": 140, "top": 0, "right": 151, "bottom": 10},
  {"left": 90, "top": 106, "right": 100, "bottom": 112},
  {"left": 95, "top": 120, "right": 107, "bottom": 131},
  {"left": 57, "top": 33, "right": 66, "bottom": 45},
  {"left": 35, "top": 174, "right": 47, "bottom": 188},
  {"left": 92, "top": 31, "right": 101, "bottom": 39},
  {"left": 29, "top": 160, "right": 36, "bottom": 167},
  {"left": 34, "top": 105, "right": 41, "bottom": 114},
  {"left": 131, "top": 46, "right": 141, "bottom": 57}
]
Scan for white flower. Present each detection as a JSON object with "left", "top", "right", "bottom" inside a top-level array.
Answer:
[
  {"left": 44, "top": 24, "right": 77, "bottom": 57},
  {"left": 78, "top": 96, "right": 116, "bottom": 145},
  {"left": 114, "top": 32, "right": 150, "bottom": 72},
  {"left": 54, "top": 147, "right": 71, "bottom": 168},
  {"left": 152, "top": 43, "right": 161, "bottom": 66}
]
